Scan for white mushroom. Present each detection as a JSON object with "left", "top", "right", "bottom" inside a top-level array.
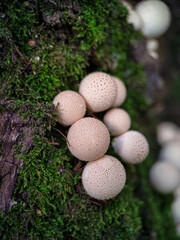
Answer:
[
  {"left": 147, "top": 39, "right": 159, "bottom": 51},
  {"left": 82, "top": 155, "right": 126, "bottom": 200},
  {"left": 79, "top": 72, "right": 117, "bottom": 112},
  {"left": 156, "top": 122, "right": 179, "bottom": 145},
  {"left": 160, "top": 140, "right": 180, "bottom": 171},
  {"left": 103, "top": 108, "right": 131, "bottom": 136},
  {"left": 127, "top": 9, "right": 143, "bottom": 31},
  {"left": 111, "top": 76, "right": 127, "bottom": 107},
  {"left": 172, "top": 197, "right": 180, "bottom": 223},
  {"left": 53, "top": 90, "right": 86, "bottom": 126},
  {"left": 67, "top": 117, "right": 110, "bottom": 161},
  {"left": 135, "top": 0, "right": 171, "bottom": 38},
  {"left": 150, "top": 161, "right": 180, "bottom": 194},
  {"left": 112, "top": 130, "right": 149, "bottom": 164}
]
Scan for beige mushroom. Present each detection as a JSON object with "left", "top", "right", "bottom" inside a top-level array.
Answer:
[
  {"left": 53, "top": 90, "right": 86, "bottom": 126},
  {"left": 103, "top": 108, "right": 131, "bottom": 136},
  {"left": 67, "top": 117, "right": 110, "bottom": 161},
  {"left": 150, "top": 161, "right": 180, "bottom": 194},
  {"left": 79, "top": 72, "right": 117, "bottom": 112},
  {"left": 111, "top": 77, "right": 127, "bottom": 107},
  {"left": 112, "top": 130, "right": 149, "bottom": 164},
  {"left": 82, "top": 155, "right": 126, "bottom": 200}
]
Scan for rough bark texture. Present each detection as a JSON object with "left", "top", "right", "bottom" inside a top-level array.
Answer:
[{"left": 0, "top": 100, "right": 43, "bottom": 211}]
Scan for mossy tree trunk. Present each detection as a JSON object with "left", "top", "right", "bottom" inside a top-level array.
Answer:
[{"left": 0, "top": 0, "right": 178, "bottom": 239}]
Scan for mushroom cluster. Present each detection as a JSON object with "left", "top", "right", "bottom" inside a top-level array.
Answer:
[
  {"left": 121, "top": 0, "right": 171, "bottom": 59},
  {"left": 149, "top": 122, "right": 180, "bottom": 235},
  {"left": 53, "top": 71, "right": 149, "bottom": 200}
]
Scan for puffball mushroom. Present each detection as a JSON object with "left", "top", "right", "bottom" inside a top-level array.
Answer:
[
  {"left": 172, "top": 197, "right": 180, "bottom": 223},
  {"left": 112, "top": 130, "right": 149, "bottom": 164},
  {"left": 159, "top": 140, "right": 180, "bottom": 171},
  {"left": 147, "top": 39, "right": 159, "bottom": 51},
  {"left": 82, "top": 155, "right": 126, "bottom": 200},
  {"left": 103, "top": 108, "right": 131, "bottom": 136},
  {"left": 127, "top": 9, "right": 143, "bottom": 31},
  {"left": 157, "top": 122, "right": 179, "bottom": 145},
  {"left": 111, "top": 76, "right": 127, "bottom": 107},
  {"left": 67, "top": 117, "right": 110, "bottom": 161},
  {"left": 79, "top": 72, "right": 117, "bottom": 112},
  {"left": 53, "top": 90, "right": 86, "bottom": 126},
  {"left": 135, "top": 0, "right": 171, "bottom": 38},
  {"left": 146, "top": 39, "right": 159, "bottom": 59},
  {"left": 150, "top": 162, "right": 180, "bottom": 194}
]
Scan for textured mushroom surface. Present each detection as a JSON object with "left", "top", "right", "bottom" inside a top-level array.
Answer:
[
  {"left": 82, "top": 155, "right": 126, "bottom": 200},
  {"left": 160, "top": 140, "right": 180, "bottom": 170},
  {"left": 111, "top": 76, "right": 127, "bottom": 107},
  {"left": 67, "top": 118, "right": 110, "bottom": 161},
  {"left": 79, "top": 72, "right": 117, "bottom": 112},
  {"left": 135, "top": 0, "right": 171, "bottom": 38},
  {"left": 150, "top": 161, "right": 180, "bottom": 194},
  {"left": 112, "top": 130, "right": 149, "bottom": 164},
  {"left": 53, "top": 90, "right": 86, "bottom": 126},
  {"left": 103, "top": 108, "right": 131, "bottom": 136}
]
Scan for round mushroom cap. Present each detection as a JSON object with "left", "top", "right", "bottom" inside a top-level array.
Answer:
[
  {"left": 172, "top": 197, "right": 180, "bottom": 223},
  {"left": 135, "top": 0, "right": 171, "bottom": 38},
  {"left": 111, "top": 77, "right": 127, "bottom": 107},
  {"left": 150, "top": 161, "right": 180, "bottom": 194},
  {"left": 160, "top": 140, "right": 180, "bottom": 171},
  {"left": 127, "top": 9, "right": 143, "bottom": 31},
  {"left": 53, "top": 90, "right": 86, "bottom": 126},
  {"left": 147, "top": 39, "right": 159, "bottom": 51},
  {"left": 67, "top": 117, "right": 110, "bottom": 161},
  {"left": 103, "top": 108, "right": 131, "bottom": 136},
  {"left": 112, "top": 130, "right": 149, "bottom": 164},
  {"left": 157, "top": 122, "right": 179, "bottom": 145},
  {"left": 79, "top": 72, "right": 117, "bottom": 112},
  {"left": 82, "top": 155, "right": 126, "bottom": 200}
]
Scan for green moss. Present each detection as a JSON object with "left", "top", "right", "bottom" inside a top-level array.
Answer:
[
  {"left": 0, "top": 134, "right": 142, "bottom": 240},
  {"left": 0, "top": 0, "right": 176, "bottom": 239}
]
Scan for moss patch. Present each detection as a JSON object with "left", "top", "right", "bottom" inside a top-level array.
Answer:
[{"left": 0, "top": 0, "right": 177, "bottom": 239}]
